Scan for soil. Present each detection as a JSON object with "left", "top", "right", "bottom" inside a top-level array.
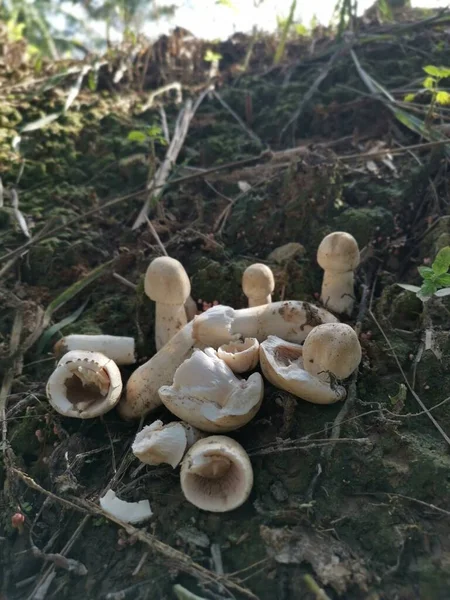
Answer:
[{"left": 1, "top": 10, "right": 450, "bottom": 600}]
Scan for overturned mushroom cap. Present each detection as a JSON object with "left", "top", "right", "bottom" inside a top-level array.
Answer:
[
  {"left": 132, "top": 420, "right": 204, "bottom": 468},
  {"left": 317, "top": 232, "right": 360, "bottom": 273},
  {"left": 180, "top": 436, "right": 253, "bottom": 512},
  {"left": 217, "top": 338, "right": 259, "bottom": 373},
  {"left": 242, "top": 263, "right": 275, "bottom": 307},
  {"left": 159, "top": 348, "right": 264, "bottom": 432},
  {"left": 144, "top": 256, "right": 191, "bottom": 305},
  {"left": 259, "top": 336, "right": 345, "bottom": 404},
  {"left": 46, "top": 351, "right": 122, "bottom": 418},
  {"left": 302, "top": 323, "right": 362, "bottom": 381}
]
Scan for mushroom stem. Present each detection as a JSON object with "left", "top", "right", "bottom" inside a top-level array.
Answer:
[
  {"left": 54, "top": 335, "right": 136, "bottom": 365},
  {"left": 120, "top": 301, "right": 338, "bottom": 420},
  {"left": 155, "top": 302, "right": 188, "bottom": 351},
  {"left": 248, "top": 294, "right": 271, "bottom": 307},
  {"left": 321, "top": 270, "right": 355, "bottom": 316}
]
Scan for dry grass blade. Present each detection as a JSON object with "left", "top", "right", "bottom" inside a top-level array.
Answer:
[{"left": 0, "top": 309, "right": 23, "bottom": 452}]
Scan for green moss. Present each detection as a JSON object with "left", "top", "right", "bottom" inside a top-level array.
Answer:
[{"left": 334, "top": 207, "right": 395, "bottom": 247}]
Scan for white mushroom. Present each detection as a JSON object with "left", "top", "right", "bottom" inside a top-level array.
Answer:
[
  {"left": 302, "top": 323, "right": 362, "bottom": 382},
  {"left": 259, "top": 336, "right": 345, "bottom": 404},
  {"left": 180, "top": 436, "right": 253, "bottom": 512},
  {"left": 317, "top": 232, "right": 360, "bottom": 316},
  {"left": 119, "top": 301, "right": 338, "bottom": 420},
  {"left": 54, "top": 335, "right": 136, "bottom": 365},
  {"left": 184, "top": 295, "right": 198, "bottom": 321},
  {"left": 217, "top": 338, "right": 259, "bottom": 373},
  {"left": 145, "top": 256, "right": 191, "bottom": 351},
  {"left": 132, "top": 420, "right": 204, "bottom": 468},
  {"left": 159, "top": 348, "right": 264, "bottom": 433},
  {"left": 242, "top": 263, "right": 275, "bottom": 307},
  {"left": 46, "top": 350, "right": 122, "bottom": 418}
]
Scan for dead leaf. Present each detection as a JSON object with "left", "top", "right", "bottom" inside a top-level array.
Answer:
[{"left": 260, "top": 525, "right": 371, "bottom": 594}]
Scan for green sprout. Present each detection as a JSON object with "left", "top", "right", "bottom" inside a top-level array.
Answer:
[
  {"left": 404, "top": 65, "right": 450, "bottom": 107},
  {"left": 398, "top": 246, "right": 450, "bottom": 301}
]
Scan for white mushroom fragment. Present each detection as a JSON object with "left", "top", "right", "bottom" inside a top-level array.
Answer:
[
  {"left": 99, "top": 489, "right": 152, "bottom": 524},
  {"left": 159, "top": 348, "right": 264, "bottom": 432},
  {"left": 46, "top": 350, "right": 122, "bottom": 418},
  {"left": 180, "top": 436, "right": 253, "bottom": 512},
  {"left": 242, "top": 263, "right": 275, "bottom": 307},
  {"left": 54, "top": 334, "right": 136, "bottom": 365},
  {"left": 259, "top": 336, "right": 345, "bottom": 404},
  {"left": 317, "top": 231, "right": 360, "bottom": 315},
  {"left": 302, "top": 323, "right": 362, "bottom": 382},
  {"left": 145, "top": 256, "right": 191, "bottom": 351},
  {"left": 217, "top": 338, "right": 259, "bottom": 373},
  {"left": 119, "top": 301, "right": 338, "bottom": 420},
  {"left": 132, "top": 420, "right": 204, "bottom": 468}
]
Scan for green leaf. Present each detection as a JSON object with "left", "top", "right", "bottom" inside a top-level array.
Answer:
[
  {"left": 432, "top": 246, "right": 450, "bottom": 275},
  {"left": 417, "top": 279, "right": 437, "bottom": 301},
  {"left": 434, "top": 287, "right": 450, "bottom": 297},
  {"left": 423, "top": 76, "right": 435, "bottom": 89},
  {"left": 423, "top": 65, "right": 450, "bottom": 78},
  {"left": 397, "top": 283, "right": 421, "bottom": 293},
  {"left": 418, "top": 266, "right": 435, "bottom": 279},
  {"left": 204, "top": 49, "right": 222, "bottom": 63},
  {"left": 127, "top": 130, "right": 148, "bottom": 143},
  {"left": 403, "top": 93, "right": 415, "bottom": 102},
  {"left": 435, "top": 273, "right": 450, "bottom": 287},
  {"left": 36, "top": 297, "right": 90, "bottom": 355},
  {"left": 436, "top": 91, "right": 450, "bottom": 106}
]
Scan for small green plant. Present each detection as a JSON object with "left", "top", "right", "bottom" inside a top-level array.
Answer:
[
  {"left": 204, "top": 49, "right": 222, "bottom": 63},
  {"left": 127, "top": 125, "right": 166, "bottom": 146},
  {"left": 404, "top": 65, "right": 450, "bottom": 107},
  {"left": 398, "top": 246, "right": 450, "bottom": 301}
]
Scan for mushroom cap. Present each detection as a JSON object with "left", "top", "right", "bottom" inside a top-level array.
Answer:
[
  {"left": 259, "top": 336, "right": 345, "bottom": 405},
  {"left": 180, "top": 436, "right": 253, "bottom": 512},
  {"left": 317, "top": 232, "right": 360, "bottom": 273},
  {"left": 302, "top": 323, "right": 362, "bottom": 381},
  {"left": 144, "top": 256, "right": 191, "bottom": 305},
  {"left": 159, "top": 347, "right": 264, "bottom": 432},
  {"left": 46, "top": 350, "right": 122, "bottom": 418},
  {"left": 242, "top": 264, "right": 275, "bottom": 299},
  {"left": 217, "top": 338, "right": 259, "bottom": 373}
]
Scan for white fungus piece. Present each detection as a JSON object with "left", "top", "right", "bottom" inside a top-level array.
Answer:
[{"left": 99, "top": 489, "right": 152, "bottom": 524}]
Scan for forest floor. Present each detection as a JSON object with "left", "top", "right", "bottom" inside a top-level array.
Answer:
[{"left": 1, "top": 9, "right": 450, "bottom": 600}]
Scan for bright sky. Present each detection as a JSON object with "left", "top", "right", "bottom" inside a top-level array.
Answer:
[{"left": 58, "top": 0, "right": 449, "bottom": 44}]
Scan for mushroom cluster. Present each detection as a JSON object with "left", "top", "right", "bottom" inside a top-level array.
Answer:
[{"left": 45, "top": 235, "right": 362, "bottom": 515}]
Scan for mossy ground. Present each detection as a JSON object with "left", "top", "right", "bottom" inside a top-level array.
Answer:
[{"left": 1, "top": 13, "right": 450, "bottom": 600}]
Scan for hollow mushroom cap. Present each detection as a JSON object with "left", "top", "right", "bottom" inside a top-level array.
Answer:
[
  {"left": 242, "top": 264, "right": 275, "bottom": 303},
  {"left": 317, "top": 232, "right": 360, "bottom": 273},
  {"left": 217, "top": 338, "right": 259, "bottom": 373},
  {"left": 302, "top": 323, "right": 362, "bottom": 381},
  {"left": 46, "top": 350, "right": 122, "bottom": 418},
  {"left": 159, "top": 347, "right": 264, "bottom": 432},
  {"left": 180, "top": 436, "right": 253, "bottom": 512},
  {"left": 131, "top": 420, "right": 203, "bottom": 468},
  {"left": 259, "top": 336, "right": 345, "bottom": 404},
  {"left": 144, "top": 256, "right": 191, "bottom": 305}
]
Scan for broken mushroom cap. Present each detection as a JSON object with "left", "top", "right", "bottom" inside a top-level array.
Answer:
[
  {"left": 54, "top": 334, "right": 136, "bottom": 366},
  {"left": 302, "top": 323, "right": 362, "bottom": 382},
  {"left": 217, "top": 338, "right": 259, "bottom": 373},
  {"left": 180, "top": 436, "right": 253, "bottom": 512},
  {"left": 46, "top": 350, "right": 122, "bottom": 418},
  {"left": 145, "top": 256, "right": 191, "bottom": 351},
  {"left": 131, "top": 420, "right": 204, "bottom": 468},
  {"left": 242, "top": 263, "right": 275, "bottom": 307},
  {"left": 259, "top": 336, "right": 345, "bottom": 404},
  {"left": 317, "top": 232, "right": 360, "bottom": 316},
  {"left": 159, "top": 347, "right": 264, "bottom": 432},
  {"left": 120, "top": 301, "right": 338, "bottom": 420}
]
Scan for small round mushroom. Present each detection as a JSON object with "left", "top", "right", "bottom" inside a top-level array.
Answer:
[
  {"left": 145, "top": 256, "right": 191, "bottom": 351},
  {"left": 54, "top": 334, "right": 136, "bottom": 365},
  {"left": 242, "top": 263, "right": 275, "bottom": 307},
  {"left": 159, "top": 348, "right": 264, "bottom": 432},
  {"left": 302, "top": 323, "right": 362, "bottom": 382},
  {"left": 46, "top": 351, "right": 122, "bottom": 418},
  {"left": 217, "top": 338, "right": 259, "bottom": 373},
  {"left": 259, "top": 336, "right": 345, "bottom": 404},
  {"left": 132, "top": 420, "right": 204, "bottom": 468},
  {"left": 180, "top": 436, "right": 253, "bottom": 512},
  {"left": 317, "top": 232, "right": 360, "bottom": 316}
]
